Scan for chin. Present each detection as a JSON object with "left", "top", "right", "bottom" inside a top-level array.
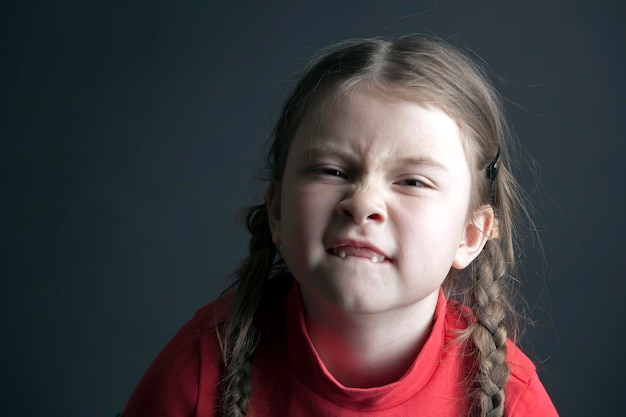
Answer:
[{"left": 323, "top": 284, "right": 399, "bottom": 315}]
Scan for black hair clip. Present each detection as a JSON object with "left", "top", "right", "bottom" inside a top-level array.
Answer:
[{"left": 486, "top": 146, "right": 500, "bottom": 181}]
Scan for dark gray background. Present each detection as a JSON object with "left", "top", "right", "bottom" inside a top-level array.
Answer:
[{"left": 2, "top": 1, "right": 624, "bottom": 416}]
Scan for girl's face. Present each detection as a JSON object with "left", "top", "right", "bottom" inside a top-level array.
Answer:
[{"left": 268, "top": 89, "right": 492, "bottom": 315}]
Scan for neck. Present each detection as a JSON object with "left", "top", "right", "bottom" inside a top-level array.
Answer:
[{"left": 301, "top": 290, "right": 440, "bottom": 388}]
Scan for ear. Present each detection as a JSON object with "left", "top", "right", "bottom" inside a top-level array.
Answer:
[
  {"left": 266, "top": 181, "right": 282, "bottom": 245},
  {"left": 452, "top": 205, "right": 495, "bottom": 270}
]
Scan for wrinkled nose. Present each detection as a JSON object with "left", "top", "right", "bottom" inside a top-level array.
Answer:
[{"left": 336, "top": 186, "right": 387, "bottom": 225}]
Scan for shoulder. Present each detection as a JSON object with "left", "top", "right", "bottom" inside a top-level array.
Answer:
[
  {"left": 504, "top": 342, "right": 559, "bottom": 416},
  {"left": 443, "top": 299, "right": 558, "bottom": 416},
  {"left": 123, "top": 294, "right": 233, "bottom": 417}
]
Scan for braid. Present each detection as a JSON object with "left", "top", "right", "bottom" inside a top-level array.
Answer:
[
  {"left": 219, "top": 203, "right": 277, "bottom": 417},
  {"left": 466, "top": 238, "right": 512, "bottom": 417}
]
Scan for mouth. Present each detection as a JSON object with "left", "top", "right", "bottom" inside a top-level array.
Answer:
[{"left": 327, "top": 244, "right": 389, "bottom": 264}]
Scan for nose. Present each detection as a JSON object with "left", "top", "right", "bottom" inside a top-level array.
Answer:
[{"left": 336, "top": 186, "right": 387, "bottom": 225}]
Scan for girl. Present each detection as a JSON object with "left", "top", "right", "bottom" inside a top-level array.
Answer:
[{"left": 122, "top": 35, "right": 558, "bottom": 416}]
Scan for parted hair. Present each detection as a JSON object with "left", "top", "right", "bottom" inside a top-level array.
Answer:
[{"left": 218, "top": 34, "right": 527, "bottom": 417}]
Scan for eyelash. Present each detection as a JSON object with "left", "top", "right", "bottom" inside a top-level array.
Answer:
[
  {"left": 310, "top": 166, "right": 348, "bottom": 178},
  {"left": 397, "top": 178, "right": 428, "bottom": 188}
]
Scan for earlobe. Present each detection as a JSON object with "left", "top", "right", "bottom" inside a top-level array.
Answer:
[
  {"left": 266, "top": 181, "right": 281, "bottom": 245},
  {"left": 452, "top": 205, "right": 495, "bottom": 269}
]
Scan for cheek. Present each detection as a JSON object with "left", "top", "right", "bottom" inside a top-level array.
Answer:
[
  {"left": 283, "top": 182, "right": 334, "bottom": 219},
  {"left": 279, "top": 185, "right": 329, "bottom": 252},
  {"left": 397, "top": 204, "right": 466, "bottom": 261}
]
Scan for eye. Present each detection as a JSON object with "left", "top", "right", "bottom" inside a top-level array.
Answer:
[
  {"left": 321, "top": 168, "right": 346, "bottom": 178},
  {"left": 310, "top": 166, "right": 348, "bottom": 179},
  {"left": 398, "top": 178, "right": 428, "bottom": 188}
]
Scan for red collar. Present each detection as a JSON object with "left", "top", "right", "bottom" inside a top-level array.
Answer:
[{"left": 284, "top": 281, "right": 448, "bottom": 410}]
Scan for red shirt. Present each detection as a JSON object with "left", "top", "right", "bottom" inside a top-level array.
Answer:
[{"left": 124, "top": 277, "right": 558, "bottom": 416}]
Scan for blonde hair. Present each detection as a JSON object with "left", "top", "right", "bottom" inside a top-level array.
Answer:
[{"left": 219, "top": 34, "right": 528, "bottom": 417}]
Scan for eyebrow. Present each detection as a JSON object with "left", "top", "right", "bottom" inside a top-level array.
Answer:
[
  {"left": 298, "top": 146, "right": 351, "bottom": 162},
  {"left": 395, "top": 156, "right": 450, "bottom": 173},
  {"left": 298, "top": 146, "right": 450, "bottom": 173}
]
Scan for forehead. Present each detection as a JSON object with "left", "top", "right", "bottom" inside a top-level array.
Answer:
[
  {"left": 290, "top": 89, "right": 465, "bottom": 172},
  {"left": 289, "top": 85, "right": 478, "bottom": 171}
]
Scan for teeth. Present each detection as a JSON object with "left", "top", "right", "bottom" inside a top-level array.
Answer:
[
  {"left": 333, "top": 248, "right": 385, "bottom": 263},
  {"left": 370, "top": 254, "right": 385, "bottom": 263}
]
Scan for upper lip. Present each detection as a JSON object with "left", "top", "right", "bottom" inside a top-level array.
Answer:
[{"left": 327, "top": 238, "right": 391, "bottom": 260}]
